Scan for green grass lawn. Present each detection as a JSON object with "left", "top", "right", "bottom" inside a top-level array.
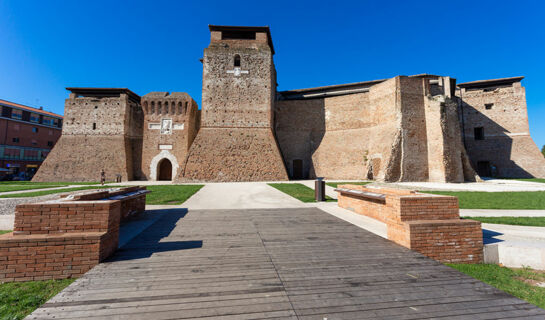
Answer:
[
  {"left": 0, "top": 230, "right": 11, "bottom": 235},
  {"left": 0, "top": 182, "right": 103, "bottom": 193},
  {"left": 325, "top": 181, "right": 371, "bottom": 188},
  {"left": 0, "top": 185, "right": 66, "bottom": 193},
  {"left": 421, "top": 191, "right": 545, "bottom": 209},
  {"left": 268, "top": 183, "right": 335, "bottom": 203},
  {"left": 448, "top": 264, "right": 545, "bottom": 309},
  {"left": 515, "top": 178, "right": 545, "bottom": 183},
  {"left": 463, "top": 216, "right": 545, "bottom": 227},
  {"left": 145, "top": 185, "right": 204, "bottom": 205},
  {"left": 0, "top": 181, "right": 100, "bottom": 185},
  {"left": 0, "top": 186, "right": 116, "bottom": 198},
  {"left": 0, "top": 278, "right": 74, "bottom": 320}
]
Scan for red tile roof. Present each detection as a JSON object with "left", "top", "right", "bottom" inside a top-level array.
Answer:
[{"left": 0, "top": 99, "right": 63, "bottom": 118}]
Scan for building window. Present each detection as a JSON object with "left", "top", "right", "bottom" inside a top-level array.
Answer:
[
  {"left": 32, "top": 127, "right": 39, "bottom": 133},
  {"left": 474, "top": 127, "right": 484, "bottom": 140},
  {"left": 47, "top": 141, "right": 53, "bottom": 147},
  {"left": 92, "top": 123, "right": 96, "bottom": 130},
  {"left": 12, "top": 137, "right": 19, "bottom": 143},
  {"left": 43, "top": 116, "right": 53, "bottom": 125},
  {"left": 11, "top": 109, "right": 22, "bottom": 120},
  {"left": 30, "top": 113, "right": 40, "bottom": 123},
  {"left": 234, "top": 55, "right": 241, "bottom": 67},
  {"left": 31, "top": 139, "right": 37, "bottom": 146},
  {"left": 485, "top": 103, "right": 494, "bottom": 110}
]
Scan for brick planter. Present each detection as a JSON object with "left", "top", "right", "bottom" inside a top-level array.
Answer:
[
  {"left": 0, "top": 187, "right": 149, "bottom": 282},
  {"left": 336, "top": 185, "right": 483, "bottom": 263}
]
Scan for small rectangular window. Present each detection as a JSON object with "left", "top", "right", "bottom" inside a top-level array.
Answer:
[
  {"left": 485, "top": 103, "right": 493, "bottom": 110},
  {"left": 92, "top": 123, "right": 96, "bottom": 130},
  {"left": 32, "top": 127, "right": 38, "bottom": 133},
  {"left": 42, "top": 117, "right": 53, "bottom": 125},
  {"left": 30, "top": 113, "right": 40, "bottom": 123},
  {"left": 11, "top": 109, "right": 22, "bottom": 120},
  {"left": 12, "top": 137, "right": 19, "bottom": 143},
  {"left": 474, "top": 127, "right": 484, "bottom": 140},
  {"left": 47, "top": 141, "right": 53, "bottom": 147},
  {"left": 221, "top": 30, "right": 256, "bottom": 40}
]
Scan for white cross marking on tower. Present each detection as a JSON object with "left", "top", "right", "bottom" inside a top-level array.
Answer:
[{"left": 226, "top": 67, "right": 249, "bottom": 77}]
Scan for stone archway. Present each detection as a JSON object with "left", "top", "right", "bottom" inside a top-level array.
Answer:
[
  {"left": 157, "top": 158, "right": 172, "bottom": 181},
  {"left": 150, "top": 150, "right": 179, "bottom": 181}
]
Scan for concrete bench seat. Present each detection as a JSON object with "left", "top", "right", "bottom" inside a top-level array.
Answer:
[{"left": 334, "top": 188, "right": 386, "bottom": 202}]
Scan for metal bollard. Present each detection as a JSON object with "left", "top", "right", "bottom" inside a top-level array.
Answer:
[{"left": 315, "top": 177, "right": 325, "bottom": 201}]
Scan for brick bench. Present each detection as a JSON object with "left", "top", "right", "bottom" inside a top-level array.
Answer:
[
  {"left": 0, "top": 186, "right": 149, "bottom": 282},
  {"left": 336, "top": 185, "right": 483, "bottom": 263}
]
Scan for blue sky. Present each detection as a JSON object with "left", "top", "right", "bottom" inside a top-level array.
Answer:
[{"left": 1, "top": 0, "right": 545, "bottom": 147}]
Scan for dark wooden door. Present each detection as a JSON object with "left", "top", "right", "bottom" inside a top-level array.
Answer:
[
  {"left": 477, "top": 161, "right": 491, "bottom": 177},
  {"left": 158, "top": 159, "right": 172, "bottom": 181},
  {"left": 292, "top": 159, "right": 303, "bottom": 180}
]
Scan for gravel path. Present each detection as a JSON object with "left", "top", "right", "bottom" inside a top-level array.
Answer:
[{"left": 0, "top": 194, "right": 62, "bottom": 215}]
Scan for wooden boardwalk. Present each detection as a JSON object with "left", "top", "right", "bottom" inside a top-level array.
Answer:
[{"left": 28, "top": 207, "right": 545, "bottom": 319}]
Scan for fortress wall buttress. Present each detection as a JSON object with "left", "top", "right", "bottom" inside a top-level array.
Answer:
[
  {"left": 32, "top": 90, "right": 142, "bottom": 182},
  {"left": 398, "top": 77, "right": 429, "bottom": 181},
  {"left": 459, "top": 79, "right": 545, "bottom": 178}
]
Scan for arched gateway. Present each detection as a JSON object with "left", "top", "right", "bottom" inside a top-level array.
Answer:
[{"left": 157, "top": 158, "right": 172, "bottom": 181}]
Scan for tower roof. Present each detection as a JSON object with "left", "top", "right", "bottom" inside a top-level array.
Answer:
[
  {"left": 457, "top": 76, "right": 524, "bottom": 89},
  {"left": 66, "top": 87, "right": 141, "bottom": 103},
  {"left": 208, "top": 25, "right": 275, "bottom": 54}
]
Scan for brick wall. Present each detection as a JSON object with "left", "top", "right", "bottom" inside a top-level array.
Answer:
[
  {"left": 13, "top": 201, "right": 120, "bottom": 235},
  {"left": 0, "top": 232, "right": 109, "bottom": 282},
  {"left": 407, "top": 220, "right": 483, "bottom": 263},
  {"left": 337, "top": 185, "right": 483, "bottom": 263}
]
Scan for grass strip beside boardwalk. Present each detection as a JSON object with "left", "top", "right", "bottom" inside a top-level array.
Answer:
[
  {"left": 0, "top": 186, "right": 115, "bottom": 198},
  {"left": 514, "top": 178, "right": 545, "bottom": 184},
  {"left": 0, "top": 279, "right": 74, "bottom": 320},
  {"left": 0, "top": 230, "right": 11, "bottom": 235},
  {"left": 448, "top": 264, "right": 545, "bottom": 309},
  {"left": 463, "top": 216, "right": 545, "bottom": 227},
  {"left": 326, "top": 181, "right": 371, "bottom": 188},
  {"left": 268, "top": 183, "right": 335, "bottom": 203},
  {"left": 0, "top": 181, "right": 100, "bottom": 185},
  {"left": 0, "top": 185, "right": 66, "bottom": 193},
  {"left": 145, "top": 185, "right": 204, "bottom": 205},
  {"left": 422, "top": 191, "right": 545, "bottom": 209}
]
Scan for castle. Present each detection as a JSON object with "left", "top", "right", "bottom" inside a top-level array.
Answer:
[{"left": 33, "top": 25, "right": 545, "bottom": 183}]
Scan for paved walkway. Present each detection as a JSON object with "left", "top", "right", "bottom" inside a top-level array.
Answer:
[
  {"left": 28, "top": 207, "right": 545, "bottom": 319},
  {"left": 182, "top": 182, "right": 306, "bottom": 209}
]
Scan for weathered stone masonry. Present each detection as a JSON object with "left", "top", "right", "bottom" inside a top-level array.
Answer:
[{"left": 32, "top": 25, "right": 545, "bottom": 182}]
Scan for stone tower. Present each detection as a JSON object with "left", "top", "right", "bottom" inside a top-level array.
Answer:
[
  {"left": 141, "top": 92, "right": 199, "bottom": 181},
  {"left": 33, "top": 88, "right": 143, "bottom": 182},
  {"left": 178, "top": 25, "right": 288, "bottom": 181}
]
